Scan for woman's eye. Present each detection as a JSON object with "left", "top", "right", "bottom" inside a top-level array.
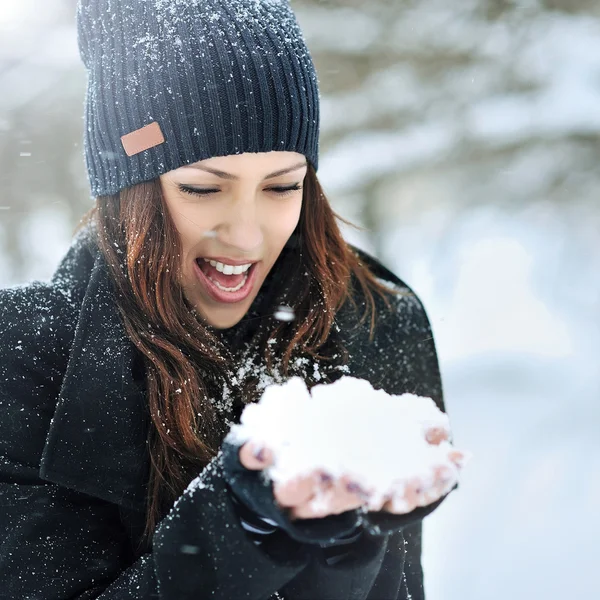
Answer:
[
  {"left": 269, "top": 184, "right": 303, "bottom": 196},
  {"left": 178, "top": 184, "right": 303, "bottom": 197},
  {"left": 178, "top": 185, "right": 219, "bottom": 197}
]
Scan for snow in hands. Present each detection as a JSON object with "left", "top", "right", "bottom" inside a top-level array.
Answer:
[{"left": 226, "top": 376, "right": 471, "bottom": 512}]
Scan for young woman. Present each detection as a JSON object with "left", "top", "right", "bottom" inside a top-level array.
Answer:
[{"left": 0, "top": 1, "right": 463, "bottom": 598}]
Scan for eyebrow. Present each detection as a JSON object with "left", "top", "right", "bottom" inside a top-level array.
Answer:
[{"left": 183, "top": 161, "right": 308, "bottom": 181}]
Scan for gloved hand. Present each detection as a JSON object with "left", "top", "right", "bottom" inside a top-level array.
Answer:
[
  {"left": 227, "top": 426, "right": 465, "bottom": 537},
  {"left": 221, "top": 439, "right": 363, "bottom": 546}
]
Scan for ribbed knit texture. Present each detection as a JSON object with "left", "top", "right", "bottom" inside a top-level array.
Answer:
[{"left": 76, "top": 0, "right": 320, "bottom": 198}]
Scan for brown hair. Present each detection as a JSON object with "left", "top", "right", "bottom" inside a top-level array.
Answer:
[{"left": 82, "top": 164, "right": 403, "bottom": 549}]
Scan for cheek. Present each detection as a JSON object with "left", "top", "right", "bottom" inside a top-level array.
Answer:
[
  {"left": 167, "top": 203, "right": 213, "bottom": 255},
  {"left": 175, "top": 217, "right": 199, "bottom": 249},
  {"left": 279, "top": 201, "right": 303, "bottom": 237}
]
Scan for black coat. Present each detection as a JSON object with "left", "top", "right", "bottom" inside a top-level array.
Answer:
[{"left": 0, "top": 229, "right": 453, "bottom": 599}]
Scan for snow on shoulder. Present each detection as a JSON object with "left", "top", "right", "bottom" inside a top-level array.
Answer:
[{"left": 225, "top": 376, "right": 470, "bottom": 511}]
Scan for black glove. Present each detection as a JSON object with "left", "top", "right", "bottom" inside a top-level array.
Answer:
[{"left": 220, "top": 440, "right": 362, "bottom": 546}]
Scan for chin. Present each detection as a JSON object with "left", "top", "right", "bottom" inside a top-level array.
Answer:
[
  {"left": 195, "top": 299, "right": 253, "bottom": 329},
  {"left": 209, "top": 313, "right": 245, "bottom": 329}
]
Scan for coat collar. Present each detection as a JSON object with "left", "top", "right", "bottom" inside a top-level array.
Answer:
[{"left": 40, "top": 247, "right": 150, "bottom": 511}]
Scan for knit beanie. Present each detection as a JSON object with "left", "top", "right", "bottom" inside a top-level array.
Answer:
[{"left": 76, "top": 0, "right": 320, "bottom": 198}]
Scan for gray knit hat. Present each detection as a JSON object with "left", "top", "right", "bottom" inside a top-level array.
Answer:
[{"left": 76, "top": 0, "right": 320, "bottom": 198}]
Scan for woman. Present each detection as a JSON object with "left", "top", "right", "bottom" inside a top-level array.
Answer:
[{"left": 0, "top": 0, "right": 463, "bottom": 598}]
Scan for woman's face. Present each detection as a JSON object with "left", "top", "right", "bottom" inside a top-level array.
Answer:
[{"left": 159, "top": 151, "right": 307, "bottom": 329}]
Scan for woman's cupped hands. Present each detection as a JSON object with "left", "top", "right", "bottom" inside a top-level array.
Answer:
[{"left": 239, "top": 426, "right": 466, "bottom": 520}]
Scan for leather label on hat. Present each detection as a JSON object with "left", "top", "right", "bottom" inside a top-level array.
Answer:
[{"left": 121, "top": 121, "right": 165, "bottom": 156}]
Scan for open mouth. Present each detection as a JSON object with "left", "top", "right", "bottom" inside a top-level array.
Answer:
[{"left": 193, "top": 258, "right": 259, "bottom": 304}]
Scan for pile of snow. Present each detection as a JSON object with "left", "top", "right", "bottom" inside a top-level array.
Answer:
[{"left": 226, "top": 376, "right": 469, "bottom": 511}]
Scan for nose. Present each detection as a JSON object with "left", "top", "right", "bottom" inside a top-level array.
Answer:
[{"left": 216, "top": 199, "right": 264, "bottom": 255}]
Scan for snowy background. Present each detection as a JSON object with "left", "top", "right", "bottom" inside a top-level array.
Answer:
[{"left": 1, "top": 1, "right": 598, "bottom": 598}]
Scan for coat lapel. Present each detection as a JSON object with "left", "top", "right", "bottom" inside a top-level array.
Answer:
[{"left": 39, "top": 250, "right": 149, "bottom": 511}]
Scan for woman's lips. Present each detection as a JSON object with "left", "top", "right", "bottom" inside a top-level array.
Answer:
[
  {"left": 198, "top": 260, "right": 248, "bottom": 287},
  {"left": 193, "top": 260, "right": 260, "bottom": 304}
]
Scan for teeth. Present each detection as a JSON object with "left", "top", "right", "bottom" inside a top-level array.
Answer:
[
  {"left": 203, "top": 258, "right": 252, "bottom": 275},
  {"left": 207, "top": 273, "right": 249, "bottom": 293}
]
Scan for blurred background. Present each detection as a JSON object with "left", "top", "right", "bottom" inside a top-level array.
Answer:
[{"left": 1, "top": 0, "right": 598, "bottom": 598}]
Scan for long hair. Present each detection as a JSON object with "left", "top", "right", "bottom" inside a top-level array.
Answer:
[{"left": 81, "top": 163, "right": 404, "bottom": 549}]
